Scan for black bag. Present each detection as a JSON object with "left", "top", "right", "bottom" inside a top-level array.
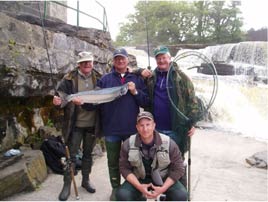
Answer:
[{"left": 40, "top": 136, "right": 66, "bottom": 175}]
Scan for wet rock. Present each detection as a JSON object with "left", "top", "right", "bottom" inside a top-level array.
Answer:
[{"left": 245, "top": 151, "right": 267, "bottom": 169}]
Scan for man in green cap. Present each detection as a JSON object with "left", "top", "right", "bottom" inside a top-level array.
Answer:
[
  {"left": 139, "top": 46, "right": 200, "bottom": 186},
  {"left": 142, "top": 46, "right": 199, "bottom": 154}
]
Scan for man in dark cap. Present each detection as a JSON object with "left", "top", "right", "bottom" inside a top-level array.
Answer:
[{"left": 97, "top": 48, "right": 150, "bottom": 200}]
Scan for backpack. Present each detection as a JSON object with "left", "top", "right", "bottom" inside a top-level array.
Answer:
[{"left": 40, "top": 136, "right": 66, "bottom": 175}]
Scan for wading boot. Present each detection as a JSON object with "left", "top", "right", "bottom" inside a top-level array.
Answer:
[
  {"left": 105, "top": 141, "right": 122, "bottom": 201},
  {"left": 110, "top": 188, "right": 118, "bottom": 201},
  {"left": 81, "top": 177, "right": 96, "bottom": 193},
  {"left": 58, "top": 172, "right": 71, "bottom": 201},
  {"left": 81, "top": 159, "right": 96, "bottom": 193}
]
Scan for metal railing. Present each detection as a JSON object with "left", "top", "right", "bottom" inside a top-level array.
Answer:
[{"left": 44, "top": 0, "right": 109, "bottom": 32}]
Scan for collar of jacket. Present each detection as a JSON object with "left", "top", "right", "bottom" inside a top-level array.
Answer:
[
  {"left": 65, "top": 68, "right": 102, "bottom": 81},
  {"left": 112, "top": 66, "right": 130, "bottom": 77},
  {"left": 152, "top": 62, "right": 182, "bottom": 81},
  {"left": 134, "top": 130, "right": 163, "bottom": 148}
]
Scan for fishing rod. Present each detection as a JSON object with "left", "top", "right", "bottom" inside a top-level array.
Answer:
[
  {"left": 166, "top": 50, "right": 218, "bottom": 201},
  {"left": 144, "top": 0, "right": 151, "bottom": 70},
  {"left": 38, "top": 2, "right": 79, "bottom": 200},
  {"left": 38, "top": 2, "right": 57, "bottom": 93}
]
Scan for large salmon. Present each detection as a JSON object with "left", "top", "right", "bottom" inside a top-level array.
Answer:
[{"left": 59, "top": 84, "right": 128, "bottom": 107}]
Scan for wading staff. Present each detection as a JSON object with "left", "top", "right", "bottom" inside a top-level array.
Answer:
[
  {"left": 38, "top": 2, "right": 80, "bottom": 200},
  {"left": 65, "top": 145, "right": 80, "bottom": 200}
]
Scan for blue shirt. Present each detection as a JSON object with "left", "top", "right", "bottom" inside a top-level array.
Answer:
[{"left": 153, "top": 69, "right": 172, "bottom": 130}]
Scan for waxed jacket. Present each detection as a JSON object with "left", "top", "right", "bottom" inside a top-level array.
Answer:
[
  {"left": 119, "top": 131, "right": 185, "bottom": 182},
  {"left": 145, "top": 62, "right": 200, "bottom": 153},
  {"left": 56, "top": 68, "right": 102, "bottom": 143}
]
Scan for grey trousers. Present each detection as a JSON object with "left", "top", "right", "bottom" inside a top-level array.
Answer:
[{"left": 68, "top": 127, "right": 96, "bottom": 177}]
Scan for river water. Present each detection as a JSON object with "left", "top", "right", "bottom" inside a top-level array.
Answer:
[{"left": 125, "top": 44, "right": 268, "bottom": 141}]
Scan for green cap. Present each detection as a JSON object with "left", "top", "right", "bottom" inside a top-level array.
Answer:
[{"left": 153, "top": 46, "right": 170, "bottom": 57}]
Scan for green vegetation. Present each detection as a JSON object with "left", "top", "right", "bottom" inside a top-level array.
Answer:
[{"left": 115, "top": 1, "right": 245, "bottom": 46}]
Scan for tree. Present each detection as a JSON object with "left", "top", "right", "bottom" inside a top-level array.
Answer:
[{"left": 115, "top": 1, "right": 244, "bottom": 46}]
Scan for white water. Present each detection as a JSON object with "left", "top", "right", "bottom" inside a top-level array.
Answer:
[
  {"left": 124, "top": 47, "right": 156, "bottom": 69},
  {"left": 127, "top": 44, "right": 268, "bottom": 141},
  {"left": 208, "top": 78, "right": 268, "bottom": 141},
  {"left": 175, "top": 42, "right": 268, "bottom": 141}
]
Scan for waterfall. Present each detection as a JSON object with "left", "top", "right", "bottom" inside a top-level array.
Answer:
[
  {"left": 176, "top": 41, "right": 267, "bottom": 83},
  {"left": 174, "top": 42, "right": 268, "bottom": 141}
]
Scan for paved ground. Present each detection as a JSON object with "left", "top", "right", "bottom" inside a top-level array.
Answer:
[{"left": 5, "top": 128, "right": 268, "bottom": 201}]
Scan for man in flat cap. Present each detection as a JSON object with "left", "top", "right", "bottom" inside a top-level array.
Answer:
[{"left": 53, "top": 51, "right": 101, "bottom": 201}]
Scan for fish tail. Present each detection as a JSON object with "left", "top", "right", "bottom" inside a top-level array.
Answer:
[{"left": 57, "top": 91, "right": 69, "bottom": 108}]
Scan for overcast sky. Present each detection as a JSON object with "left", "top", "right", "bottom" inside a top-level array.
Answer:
[{"left": 67, "top": 0, "right": 268, "bottom": 40}]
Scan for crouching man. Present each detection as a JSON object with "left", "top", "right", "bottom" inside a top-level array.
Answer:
[{"left": 116, "top": 111, "right": 188, "bottom": 201}]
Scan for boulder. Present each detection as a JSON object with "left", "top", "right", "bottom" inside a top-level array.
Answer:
[
  {"left": 245, "top": 151, "right": 267, "bottom": 169},
  {"left": 0, "top": 149, "right": 48, "bottom": 200}
]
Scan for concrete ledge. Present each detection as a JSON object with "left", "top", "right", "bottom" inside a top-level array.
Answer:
[{"left": 0, "top": 149, "right": 47, "bottom": 200}]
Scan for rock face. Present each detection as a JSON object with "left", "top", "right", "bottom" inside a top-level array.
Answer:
[
  {"left": 0, "top": 12, "right": 113, "bottom": 97},
  {"left": 0, "top": 149, "right": 48, "bottom": 200},
  {"left": 0, "top": 11, "right": 115, "bottom": 152}
]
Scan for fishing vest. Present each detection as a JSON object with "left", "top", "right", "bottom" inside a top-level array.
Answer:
[{"left": 128, "top": 133, "right": 170, "bottom": 179}]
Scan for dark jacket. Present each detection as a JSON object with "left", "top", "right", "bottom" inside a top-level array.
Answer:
[
  {"left": 119, "top": 131, "right": 185, "bottom": 182},
  {"left": 97, "top": 68, "right": 150, "bottom": 137},
  {"left": 56, "top": 68, "right": 102, "bottom": 143}
]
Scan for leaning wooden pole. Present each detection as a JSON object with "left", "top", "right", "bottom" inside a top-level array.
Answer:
[{"left": 65, "top": 146, "right": 79, "bottom": 200}]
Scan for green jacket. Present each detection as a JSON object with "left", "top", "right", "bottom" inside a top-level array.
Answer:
[
  {"left": 56, "top": 68, "right": 102, "bottom": 143},
  {"left": 145, "top": 62, "right": 199, "bottom": 153}
]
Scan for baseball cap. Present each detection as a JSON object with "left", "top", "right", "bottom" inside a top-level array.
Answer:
[
  {"left": 113, "top": 48, "right": 128, "bottom": 58},
  {"left": 137, "top": 111, "right": 154, "bottom": 122},
  {"left": 77, "top": 51, "right": 94, "bottom": 64},
  {"left": 153, "top": 46, "right": 170, "bottom": 57}
]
